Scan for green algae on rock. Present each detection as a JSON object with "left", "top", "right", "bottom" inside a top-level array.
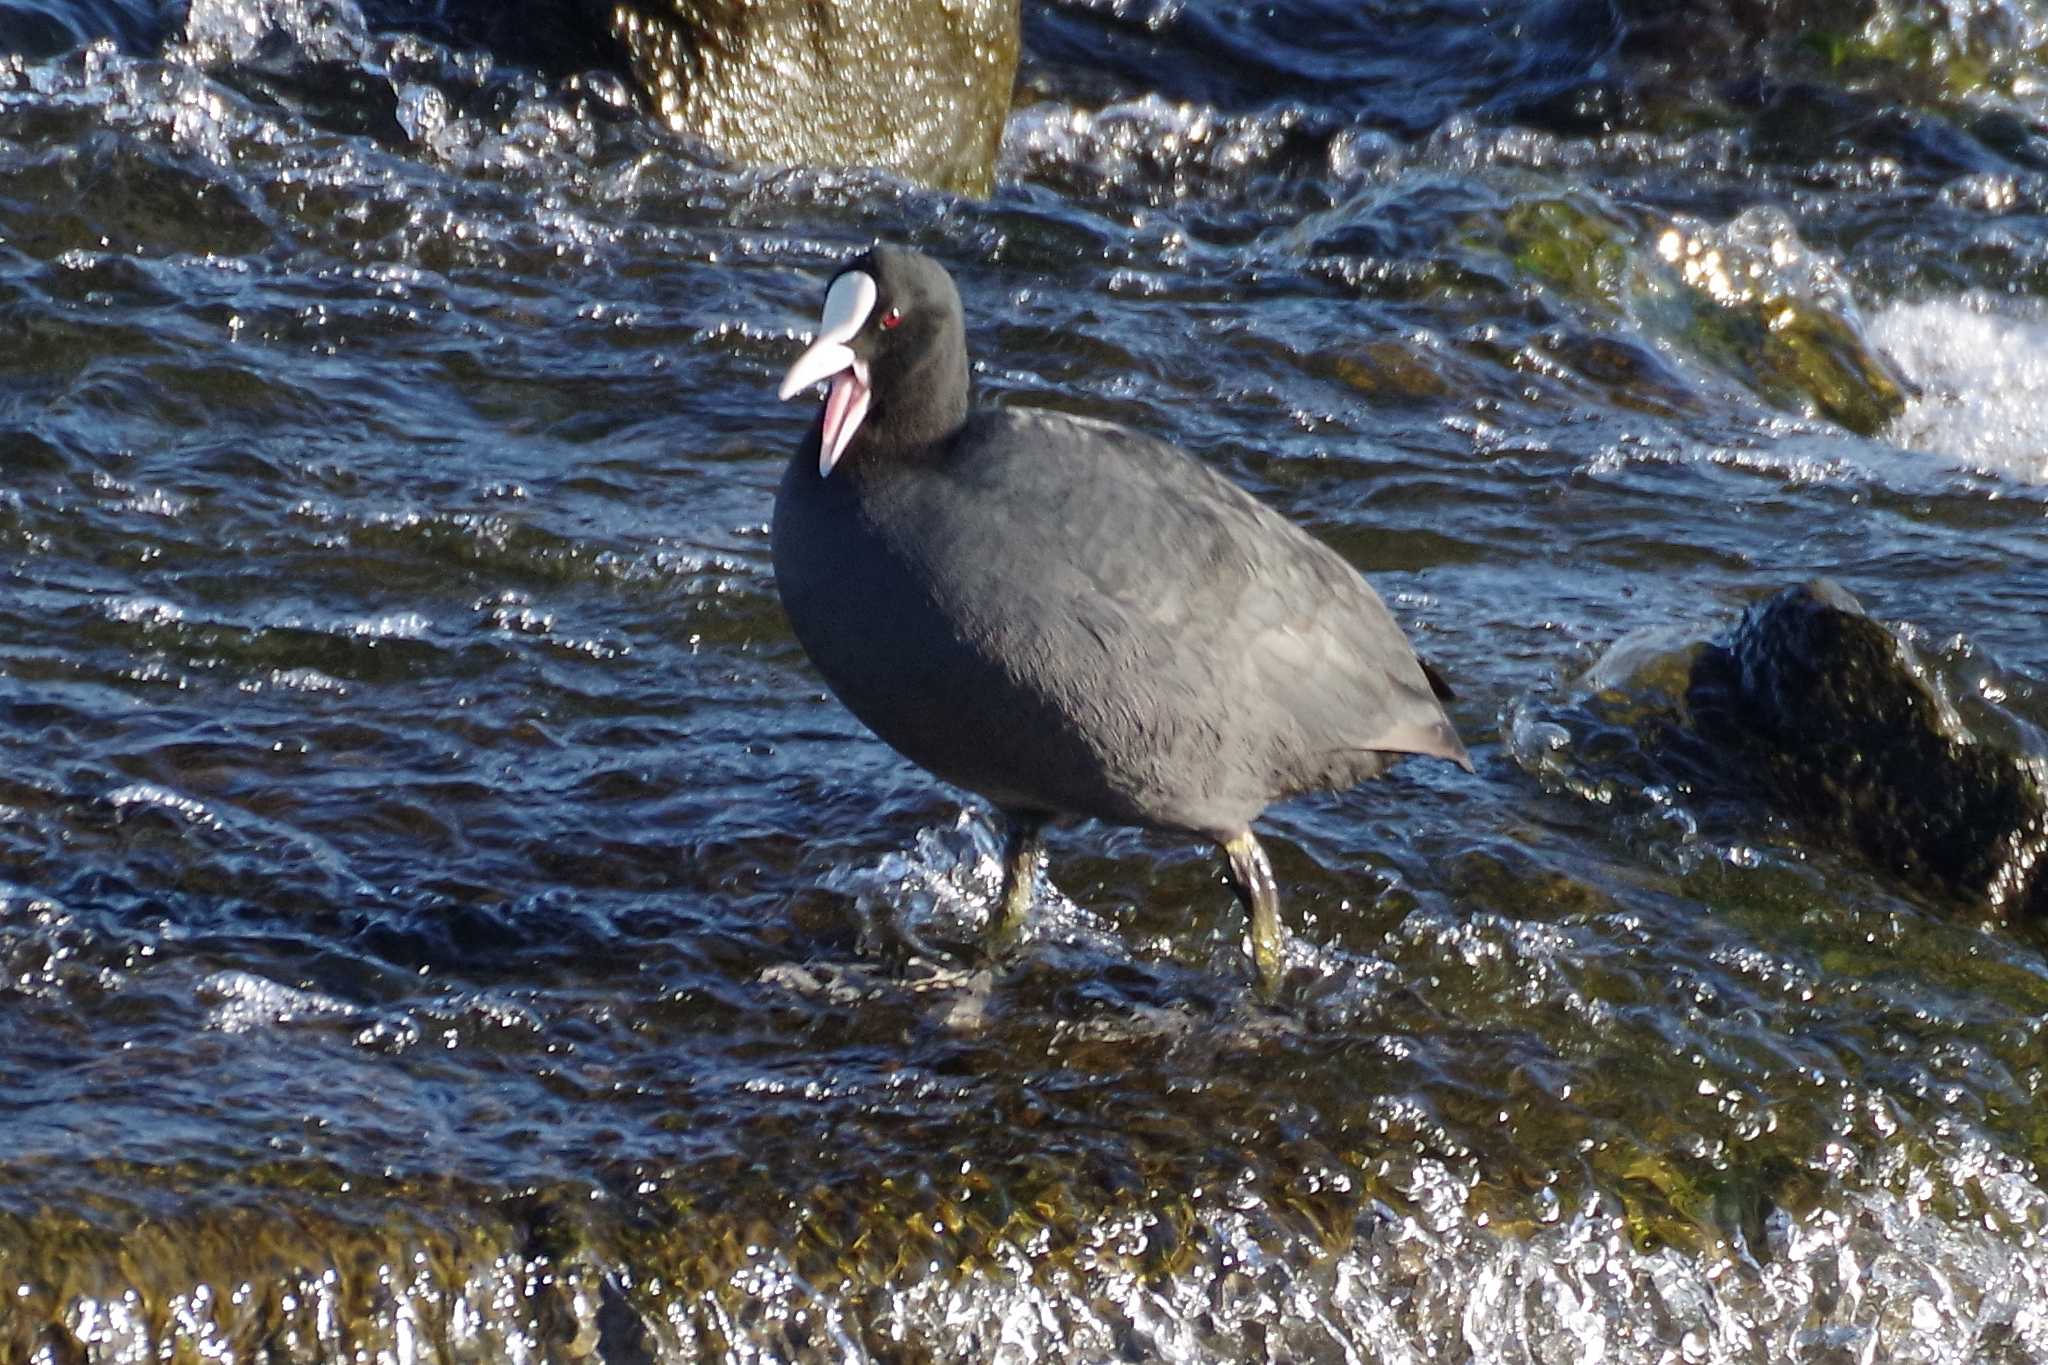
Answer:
[
  {"left": 1483, "top": 194, "right": 1911, "bottom": 435},
  {"left": 1615, "top": 0, "right": 2048, "bottom": 108}
]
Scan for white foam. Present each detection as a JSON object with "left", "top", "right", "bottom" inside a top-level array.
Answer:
[
  {"left": 999, "top": 94, "right": 1315, "bottom": 200},
  {"left": 106, "top": 782, "right": 222, "bottom": 829},
  {"left": 199, "top": 969, "right": 358, "bottom": 1034},
  {"left": 1869, "top": 295, "right": 2048, "bottom": 484},
  {"left": 172, "top": 0, "right": 374, "bottom": 68}
]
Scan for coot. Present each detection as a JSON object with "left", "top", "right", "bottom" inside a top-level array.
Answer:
[{"left": 773, "top": 246, "right": 1471, "bottom": 995}]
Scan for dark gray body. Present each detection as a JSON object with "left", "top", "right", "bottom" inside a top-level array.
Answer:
[{"left": 773, "top": 404, "right": 1469, "bottom": 840}]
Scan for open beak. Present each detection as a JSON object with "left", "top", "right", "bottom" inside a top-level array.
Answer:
[{"left": 778, "top": 270, "right": 877, "bottom": 477}]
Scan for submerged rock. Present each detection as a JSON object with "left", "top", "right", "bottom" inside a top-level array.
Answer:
[
  {"left": 1688, "top": 580, "right": 2048, "bottom": 919},
  {"left": 1482, "top": 194, "right": 1912, "bottom": 435},
  {"left": 1616, "top": 0, "right": 2048, "bottom": 108}
]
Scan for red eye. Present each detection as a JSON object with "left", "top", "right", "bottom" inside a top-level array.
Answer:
[{"left": 880, "top": 308, "right": 902, "bottom": 330}]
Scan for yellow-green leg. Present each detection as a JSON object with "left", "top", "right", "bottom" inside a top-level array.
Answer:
[
  {"left": 990, "top": 813, "right": 1045, "bottom": 951},
  {"left": 1223, "top": 830, "right": 1286, "bottom": 999}
]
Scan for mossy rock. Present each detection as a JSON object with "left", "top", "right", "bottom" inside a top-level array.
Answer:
[
  {"left": 1324, "top": 340, "right": 1456, "bottom": 402},
  {"left": 316, "top": 0, "right": 1022, "bottom": 194},
  {"left": 1672, "top": 283, "right": 1912, "bottom": 435},
  {"left": 1615, "top": 0, "right": 2047, "bottom": 105},
  {"left": 608, "top": 0, "right": 1018, "bottom": 195},
  {"left": 1687, "top": 580, "right": 2048, "bottom": 919},
  {"left": 1500, "top": 193, "right": 1637, "bottom": 306},
  {"left": 1476, "top": 193, "right": 1909, "bottom": 434}
]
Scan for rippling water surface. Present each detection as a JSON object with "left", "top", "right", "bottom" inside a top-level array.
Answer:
[{"left": 2, "top": 1, "right": 2048, "bottom": 1361}]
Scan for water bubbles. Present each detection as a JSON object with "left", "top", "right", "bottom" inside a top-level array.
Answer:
[
  {"left": 999, "top": 95, "right": 1322, "bottom": 209},
  {"left": 106, "top": 781, "right": 223, "bottom": 830},
  {"left": 200, "top": 967, "right": 357, "bottom": 1032},
  {"left": 172, "top": 0, "right": 375, "bottom": 69},
  {"left": 1324, "top": 126, "right": 1404, "bottom": 184},
  {"left": 393, "top": 80, "right": 449, "bottom": 147},
  {"left": 345, "top": 609, "right": 430, "bottom": 639}
]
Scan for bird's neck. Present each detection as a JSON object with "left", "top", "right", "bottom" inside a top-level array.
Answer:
[{"left": 867, "top": 345, "right": 971, "bottom": 458}]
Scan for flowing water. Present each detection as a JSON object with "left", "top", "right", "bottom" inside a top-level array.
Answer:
[{"left": 2, "top": 1, "right": 2048, "bottom": 1361}]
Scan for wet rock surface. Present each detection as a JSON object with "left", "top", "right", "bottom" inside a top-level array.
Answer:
[
  {"left": 1616, "top": 0, "right": 2048, "bottom": 108},
  {"left": 78, "top": 0, "right": 1022, "bottom": 192},
  {"left": 609, "top": 0, "right": 1018, "bottom": 195},
  {"left": 369, "top": 0, "right": 1023, "bottom": 193},
  {"left": 1690, "top": 580, "right": 2048, "bottom": 919},
  {"left": 1475, "top": 194, "right": 1913, "bottom": 434}
]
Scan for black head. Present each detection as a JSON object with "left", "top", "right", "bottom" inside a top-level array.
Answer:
[{"left": 777, "top": 246, "right": 971, "bottom": 475}]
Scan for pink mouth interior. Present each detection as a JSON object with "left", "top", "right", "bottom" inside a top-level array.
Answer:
[{"left": 820, "top": 369, "right": 871, "bottom": 469}]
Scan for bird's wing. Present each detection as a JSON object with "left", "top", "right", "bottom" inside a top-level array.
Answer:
[{"left": 921, "top": 409, "right": 1468, "bottom": 771}]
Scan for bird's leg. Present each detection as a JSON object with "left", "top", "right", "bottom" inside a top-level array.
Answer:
[
  {"left": 990, "top": 813, "right": 1046, "bottom": 952},
  {"left": 1223, "top": 830, "right": 1287, "bottom": 1000}
]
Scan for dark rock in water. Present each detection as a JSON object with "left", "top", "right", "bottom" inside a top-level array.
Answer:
[
  {"left": 1484, "top": 0, "right": 2048, "bottom": 186},
  {"left": 357, "top": 0, "right": 1021, "bottom": 194},
  {"left": 1688, "top": 581, "right": 2048, "bottom": 920},
  {"left": 1615, "top": 0, "right": 2024, "bottom": 104}
]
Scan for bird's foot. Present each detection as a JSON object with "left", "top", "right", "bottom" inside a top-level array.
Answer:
[
  {"left": 1223, "top": 830, "right": 1292, "bottom": 1002},
  {"left": 987, "top": 812, "right": 1046, "bottom": 957}
]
